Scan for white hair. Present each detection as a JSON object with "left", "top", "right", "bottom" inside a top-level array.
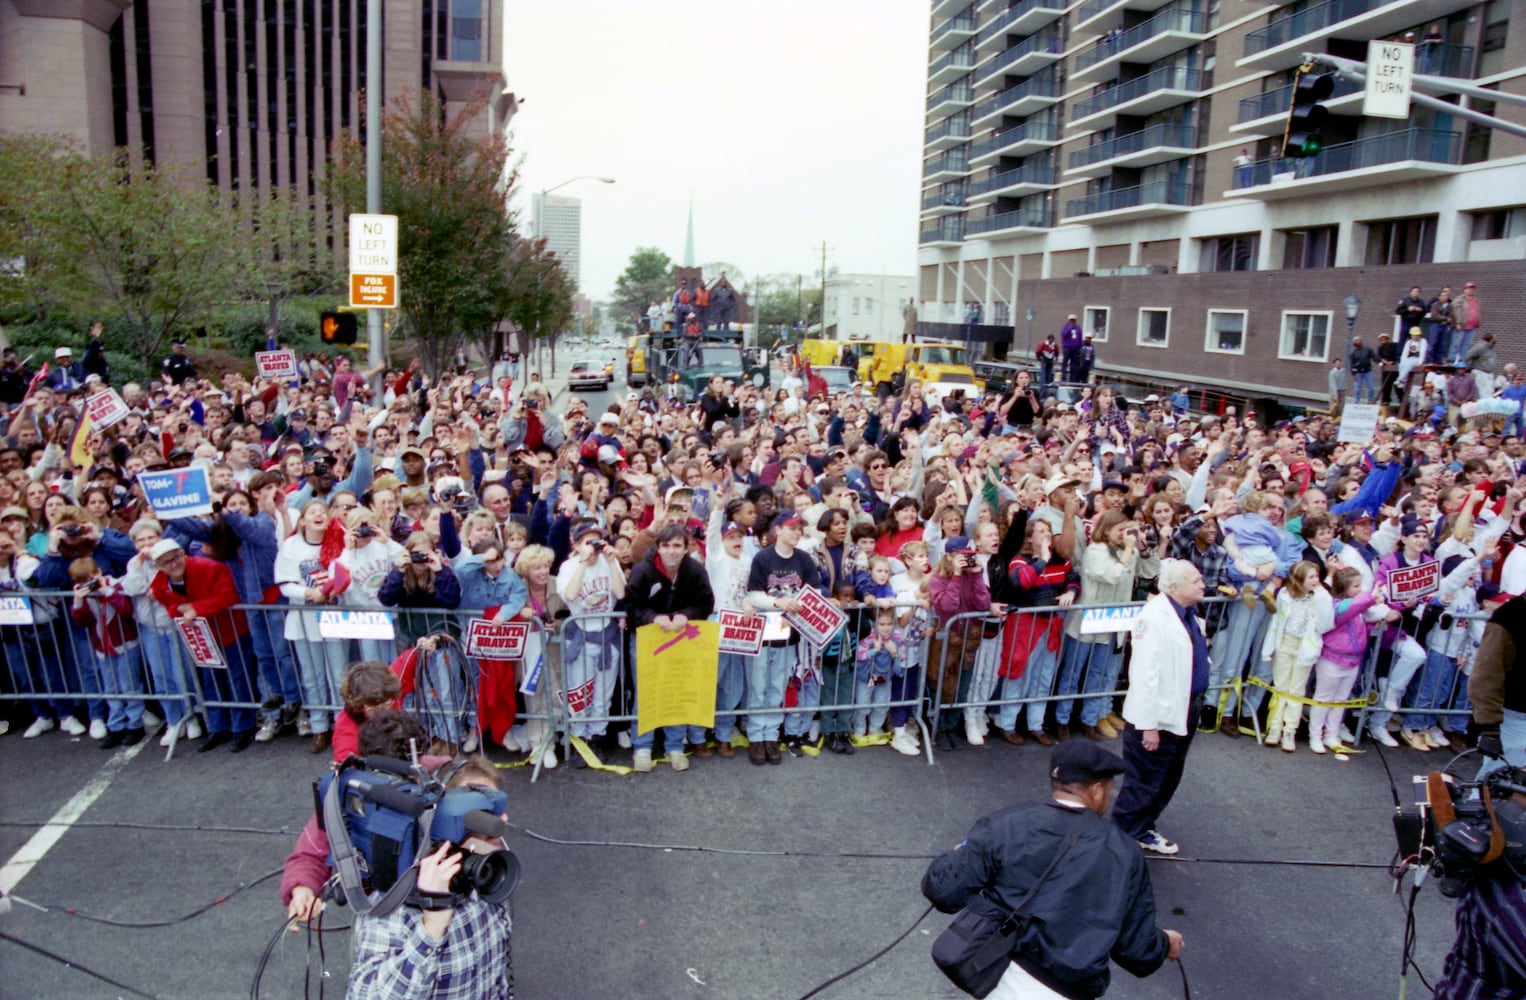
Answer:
[{"left": 1158, "top": 559, "right": 1198, "bottom": 596}]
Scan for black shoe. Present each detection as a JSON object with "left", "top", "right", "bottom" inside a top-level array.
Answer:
[
  {"left": 839, "top": 733, "right": 856, "bottom": 755},
  {"left": 935, "top": 731, "right": 959, "bottom": 752},
  {"left": 781, "top": 735, "right": 803, "bottom": 757},
  {"left": 99, "top": 729, "right": 126, "bottom": 750},
  {"left": 229, "top": 729, "right": 256, "bottom": 753},
  {"left": 825, "top": 733, "right": 846, "bottom": 754},
  {"left": 122, "top": 727, "right": 146, "bottom": 747},
  {"left": 198, "top": 731, "right": 232, "bottom": 753},
  {"left": 279, "top": 703, "right": 301, "bottom": 730},
  {"left": 764, "top": 741, "right": 783, "bottom": 765},
  {"left": 260, "top": 696, "right": 283, "bottom": 713}
]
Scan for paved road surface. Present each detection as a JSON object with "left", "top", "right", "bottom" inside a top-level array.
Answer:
[{"left": 0, "top": 721, "right": 1461, "bottom": 1000}]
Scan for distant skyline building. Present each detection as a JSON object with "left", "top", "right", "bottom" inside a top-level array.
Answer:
[
  {"left": 683, "top": 196, "right": 696, "bottom": 267},
  {"left": 534, "top": 192, "right": 584, "bottom": 290},
  {"left": 823, "top": 272, "right": 917, "bottom": 341}
]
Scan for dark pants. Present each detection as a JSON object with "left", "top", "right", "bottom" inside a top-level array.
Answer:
[
  {"left": 1062, "top": 348, "right": 1081, "bottom": 383},
  {"left": 1113, "top": 716, "right": 1196, "bottom": 841},
  {"left": 819, "top": 653, "right": 855, "bottom": 735}
]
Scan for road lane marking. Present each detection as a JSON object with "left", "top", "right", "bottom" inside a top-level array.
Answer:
[{"left": 0, "top": 741, "right": 149, "bottom": 894}]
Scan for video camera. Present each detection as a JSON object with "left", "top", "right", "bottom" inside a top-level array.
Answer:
[
  {"left": 1397, "top": 756, "right": 1526, "bottom": 897},
  {"left": 314, "top": 755, "right": 519, "bottom": 915}
]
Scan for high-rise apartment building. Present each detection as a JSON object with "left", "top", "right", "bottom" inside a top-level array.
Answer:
[
  {"left": 919, "top": 0, "right": 1526, "bottom": 404},
  {"left": 0, "top": 0, "right": 513, "bottom": 204},
  {"left": 533, "top": 192, "right": 583, "bottom": 290}
]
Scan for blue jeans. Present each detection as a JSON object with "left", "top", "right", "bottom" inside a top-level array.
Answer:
[
  {"left": 138, "top": 627, "right": 189, "bottom": 725},
  {"left": 1209, "top": 601, "right": 1270, "bottom": 717},
  {"left": 784, "top": 665, "right": 821, "bottom": 739},
  {"left": 93, "top": 648, "right": 145, "bottom": 732},
  {"left": 562, "top": 620, "right": 620, "bottom": 739},
  {"left": 1053, "top": 639, "right": 1101, "bottom": 726},
  {"left": 746, "top": 644, "right": 792, "bottom": 742},
  {"left": 715, "top": 652, "right": 748, "bottom": 741},
  {"left": 1407, "top": 648, "right": 1462, "bottom": 731},
  {"left": 65, "top": 621, "right": 106, "bottom": 722},
  {"left": 1478, "top": 707, "right": 1526, "bottom": 778},
  {"left": 1427, "top": 323, "right": 1450, "bottom": 365},
  {"left": 246, "top": 604, "right": 301, "bottom": 717},
  {"left": 1077, "top": 643, "right": 1125, "bottom": 726},
  {"left": 1353, "top": 369, "right": 1375, "bottom": 403},
  {"left": 995, "top": 643, "right": 1059, "bottom": 733},
  {"left": 2, "top": 631, "right": 72, "bottom": 720},
  {"left": 1451, "top": 328, "right": 1476, "bottom": 366},
  {"left": 292, "top": 636, "right": 350, "bottom": 733},
  {"left": 888, "top": 667, "right": 920, "bottom": 728}
]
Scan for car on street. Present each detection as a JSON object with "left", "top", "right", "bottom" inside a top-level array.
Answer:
[
  {"left": 814, "top": 365, "right": 855, "bottom": 397},
  {"left": 568, "top": 356, "right": 613, "bottom": 391}
]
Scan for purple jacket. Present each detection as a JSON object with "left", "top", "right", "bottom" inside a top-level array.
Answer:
[
  {"left": 1061, "top": 322, "right": 1084, "bottom": 351},
  {"left": 1319, "top": 593, "right": 1375, "bottom": 667}
]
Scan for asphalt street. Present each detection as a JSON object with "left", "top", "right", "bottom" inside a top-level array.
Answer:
[{"left": 0, "top": 719, "right": 1466, "bottom": 1000}]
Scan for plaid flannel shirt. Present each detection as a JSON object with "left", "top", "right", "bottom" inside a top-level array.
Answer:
[{"left": 348, "top": 895, "right": 512, "bottom": 1000}]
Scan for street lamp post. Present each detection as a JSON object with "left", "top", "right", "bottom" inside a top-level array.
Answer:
[
  {"left": 1343, "top": 293, "right": 1361, "bottom": 374},
  {"left": 533, "top": 175, "right": 614, "bottom": 378},
  {"left": 1025, "top": 307, "right": 1036, "bottom": 362}
]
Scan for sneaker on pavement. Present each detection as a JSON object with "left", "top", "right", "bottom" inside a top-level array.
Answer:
[
  {"left": 616, "top": 730, "right": 633, "bottom": 750},
  {"left": 669, "top": 749, "right": 689, "bottom": 772},
  {"left": 1425, "top": 727, "right": 1449, "bottom": 749},
  {"left": 296, "top": 714, "right": 312, "bottom": 738},
  {"left": 186, "top": 718, "right": 204, "bottom": 740},
  {"left": 1139, "top": 830, "right": 1180, "bottom": 855},
  {"left": 1339, "top": 726, "right": 1357, "bottom": 744},
  {"left": 61, "top": 716, "right": 88, "bottom": 737},
  {"left": 534, "top": 744, "right": 558, "bottom": 770},
  {"left": 23, "top": 717, "right": 56, "bottom": 739},
  {"left": 633, "top": 748, "right": 654, "bottom": 773},
  {"left": 964, "top": 716, "right": 986, "bottom": 746},
  {"left": 141, "top": 709, "right": 162, "bottom": 731},
  {"left": 501, "top": 730, "right": 521, "bottom": 753},
  {"left": 254, "top": 718, "right": 281, "bottom": 743},
  {"left": 1280, "top": 732, "right": 1296, "bottom": 753},
  {"left": 123, "top": 727, "right": 146, "bottom": 747},
  {"left": 1367, "top": 724, "right": 1399, "bottom": 747},
  {"left": 0, "top": 720, "right": 8, "bottom": 736},
  {"left": 890, "top": 727, "right": 920, "bottom": 757},
  {"left": 279, "top": 704, "right": 301, "bottom": 731},
  {"left": 89, "top": 719, "right": 107, "bottom": 741},
  {"left": 1400, "top": 729, "right": 1432, "bottom": 752},
  {"left": 462, "top": 733, "right": 479, "bottom": 754},
  {"left": 99, "top": 729, "right": 126, "bottom": 750},
  {"left": 1310, "top": 739, "right": 1327, "bottom": 755}
]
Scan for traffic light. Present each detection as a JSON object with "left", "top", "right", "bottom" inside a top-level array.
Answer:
[
  {"left": 320, "top": 310, "right": 359, "bottom": 345},
  {"left": 1282, "top": 65, "right": 1335, "bottom": 158}
]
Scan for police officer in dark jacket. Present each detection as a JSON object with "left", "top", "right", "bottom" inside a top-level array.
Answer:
[
  {"left": 922, "top": 742, "right": 1183, "bottom": 998},
  {"left": 161, "top": 340, "right": 198, "bottom": 385}
]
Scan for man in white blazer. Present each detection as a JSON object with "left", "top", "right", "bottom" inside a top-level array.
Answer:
[{"left": 1114, "top": 559, "right": 1208, "bottom": 856}]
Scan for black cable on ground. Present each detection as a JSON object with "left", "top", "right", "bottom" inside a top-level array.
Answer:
[
  {"left": 792, "top": 902, "right": 934, "bottom": 1000},
  {"left": 1178, "top": 955, "right": 1192, "bottom": 999},
  {"left": 14, "top": 867, "right": 283, "bottom": 928},
  {"left": 0, "top": 819, "right": 295, "bottom": 837},
  {"left": 0, "top": 930, "right": 163, "bottom": 999}
]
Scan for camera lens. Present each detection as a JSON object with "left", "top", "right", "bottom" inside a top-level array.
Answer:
[{"left": 452, "top": 849, "right": 520, "bottom": 905}]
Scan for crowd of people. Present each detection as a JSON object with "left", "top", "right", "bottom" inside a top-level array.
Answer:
[{"left": 0, "top": 310, "right": 1518, "bottom": 806}]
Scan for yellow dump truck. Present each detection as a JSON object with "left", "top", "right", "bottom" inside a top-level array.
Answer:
[{"left": 857, "top": 340, "right": 977, "bottom": 398}]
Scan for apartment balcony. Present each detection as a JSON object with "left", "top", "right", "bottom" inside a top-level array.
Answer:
[
  {"left": 926, "top": 117, "right": 972, "bottom": 151},
  {"left": 1232, "top": 74, "right": 1362, "bottom": 133},
  {"left": 973, "top": 31, "right": 1062, "bottom": 86},
  {"left": 1230, "top": 127, "right": 1462, "bottom": 199},
  {"left": 923, "top": 149, "right": 971, "bottom": 182},
  {"left": 1239, "top": 0, "right": 1478, "bottom": 72},
  {"left": 919, "top": 217, "right": 967, "bottom": 246},
  {"left": 975, "top": 0, "right": 1067, "bottom": 55},
  {"left": 967, "top": 162, "right": 1056, "bottom": 204},
  {"left": 932, "top": 8, "right": 980, "bottom": 51},
  {"left": 926, "top": 81, "right": 975, "bottom": 116},
  {"left": 921, "top": 187, "right": 968, "bottom": 216},
  {"left": 969, "top": 119, "right": 1059, "bottom": 166},
  {"left": 1069, "top": 66, "right": 1204, "bottom": 131},
  {"left": 1072, "top": 7, "right": 1211, "bottom": 82},
  {"left": 929, "top": 48, "right": 976, "bottom": 86},
  {"left": 966, "top": 206, "right": 1054, "bottom": 237},
  {"left": 971, "top": 74, "right": 1062, "bottom": 128},
  {"left": 1065, "top": 122, "right": 1197, "bottom": 177},
  {"left": 1073, "top": 0, "right": 1176, "bottom": 34},
  {"left": 1064, "top": 179, "right": 1192, "bottom": 222}
]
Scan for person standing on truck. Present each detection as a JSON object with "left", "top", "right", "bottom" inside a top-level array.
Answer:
[
  {"left": 1061, "top": 315, "right": 1084, "bottom": 383},
  {"left": 903, "top": 298, "right": 918, "bottom": 344}
]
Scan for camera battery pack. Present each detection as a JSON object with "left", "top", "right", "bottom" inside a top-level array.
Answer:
[{"left": 1393, "top": 806, "right": 1425, "bottom": 860}]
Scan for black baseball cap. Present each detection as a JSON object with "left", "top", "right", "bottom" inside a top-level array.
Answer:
[{"left": 1050, "top": 741, "right": 1126, "bottom": 784}]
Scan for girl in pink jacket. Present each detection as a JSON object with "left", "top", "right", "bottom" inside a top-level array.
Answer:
[{"left": 1308, "top": 567, "right": 1378, "bottom": 756}]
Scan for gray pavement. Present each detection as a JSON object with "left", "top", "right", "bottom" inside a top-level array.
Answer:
[{"left": 0, "top": 723, "right": 1464, "bottom": 1000}]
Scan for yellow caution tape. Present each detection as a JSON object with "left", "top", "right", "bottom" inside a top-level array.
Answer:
[{"left": 567, "top": 735, "right": 634, "bottom": 775}]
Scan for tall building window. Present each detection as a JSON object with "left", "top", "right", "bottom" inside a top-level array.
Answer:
[
  {"left": 1281, "top": 226, "right": 1337, "bottom": 269},
  {"left": 1279, "top": 312, "right": 1330, "bottom": 362},
  {"left": 1137, "top": 308, "right": 1170, "bottom": 349},
  {"left": 1084, "top": 306, "right": 1109, "bottom": 342},
  {"left": 1205, "top": 310, "right": 1246, "bottom": 355},
  {"left": 452, "top": 0, "right": 485, "bottom": 61},
  {"left": 1364, "top": 216, "right": 1437, "bottom": 266},
  {"left": 1198, "top": 233, "right": 1258, "bottom": 272},
  {"left": 1471, "top": 206, "right": 1526, "bottom": 240}
]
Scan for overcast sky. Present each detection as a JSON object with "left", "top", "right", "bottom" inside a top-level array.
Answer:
[{"left": 504, "top": 0, "right": 927, "bottom": 301}]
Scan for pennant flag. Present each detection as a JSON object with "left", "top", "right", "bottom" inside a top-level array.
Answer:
[{"left": 69, "top": 409, "right": 95, "bottom": 469}]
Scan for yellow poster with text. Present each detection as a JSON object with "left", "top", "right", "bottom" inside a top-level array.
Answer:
[{"left": 635, "top": 621, "right": 720, "bottom": 736}]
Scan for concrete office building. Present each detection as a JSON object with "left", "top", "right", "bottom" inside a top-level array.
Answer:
[
  {"left": 822, "top": 273, "right": 918, "bottom": 341},
  {"left": 533, "top": 192, "right": 584, "bottom": 290},
  {"left": 0, "top": 0, "right": 513, "bottom": 207},
  {"left": 919, "top": 0, "right": 1526, "bottom": 404}
]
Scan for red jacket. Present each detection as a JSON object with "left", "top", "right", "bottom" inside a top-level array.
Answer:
[
  {"left": 151, "top": 555, "right": 249, "bottom": 647},
  {"left": 72, "top": 590, "right": 139, "bottom": 656}
]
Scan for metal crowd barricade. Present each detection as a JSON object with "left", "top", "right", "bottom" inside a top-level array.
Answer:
[
  {"left": 550, "top": 602, "right": 937, "bottom": 769},
  {"left": 1350, "top": 610, "right": 1485, "bottom": 747}
]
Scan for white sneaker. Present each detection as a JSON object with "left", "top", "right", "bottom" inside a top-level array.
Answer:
[
  {"left": 1368, "top": 724, "right": 1399, "bottom": 747},
  {"left": 186, "top": 718, "right": 203, "bottom": 740},
  {"left": 668, "top": 749, "right": 689, "bottom": 772},
  {"left": 964, "top": 715, "right": 985, "bottom": 747},
  {"left": 254, "top": 718, "right": 281, "bottom": 743},
  {"left": 1339, "top": 726, "right": 1356, "bottom": 744},
  {"left": 616, "top": 731, "right": 632, "bottom": 749},
  {"left": 23, "top": 717, "right": 56, "bottom": 739},
  {"left": 509, "top": 724, "right": 529, "bottom": 749},
  {"left": 501, "top": 730, "right": 521, "bottom": 753},
  {"left": 633, "top": 748, "right": 654, "bottom": 773},
  {"left": 534, "top": 744, "right": 558, "bottom": 770},
  {"left": 89, "top": 719, "right": 107, "bottom": 741},
  {"left": 296, "top": 715, "right": 312, "bottom": 738},
  {"left": 1310, "top": 739, "right": 1327, "bottom": 755},
  {"left": 141, "top": 709, "right": 162, "bottom": 731},
  {"left": 890, "top": 726, "right": 920, "bottom": 757},
  {"left": 808, "top": 720, "right": 821, "bottom": 742},
  {"left": 0, "top": 720, "right": 7, "bottom": 736},
  {"left": 160, "top": 725, "right": 178, "bottom": 748},
  {"left": 1425, "top": 727, "right": 1449, "bottom": 749},
  {"left": 60, "top": 716, "right": 87, "bottom": 737},
  {"left": 462, "top": 733, "right": 479, "bottom": 753},
  {"left": 1280, "top": 731, "right": 1296, "bottom": 753}
]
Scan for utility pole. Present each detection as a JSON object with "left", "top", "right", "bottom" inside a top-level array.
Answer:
[
  {"left": 365, "top": 0, "right": 384, "bottom": 391},
  {"left": 818, "top": 242, "right": 828, "bottom": 338}
]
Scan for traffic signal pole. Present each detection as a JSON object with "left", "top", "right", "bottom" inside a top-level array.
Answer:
[
  {"left": 365, "top": 2, "right": 385, "bottom": 390},
  {"left": 1302, "top": 51, "right": 1526, "bottom": 141}
]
